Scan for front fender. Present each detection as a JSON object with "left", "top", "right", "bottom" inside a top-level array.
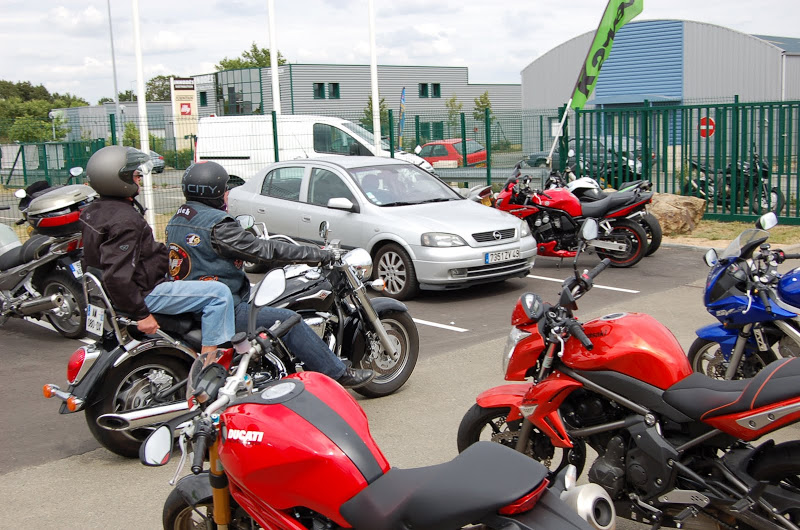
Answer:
[
  {"left": 369, "top": 296, "right": 408, "bottom": 315},
  {"left": 174, "top": 472, "right": 213, "bottom": 507},
  {"left": 476, "top": 384, "right": 528, "bottom": 422},
  {"left": 696, "top": 323, "right": 739, "bottom": 355}
]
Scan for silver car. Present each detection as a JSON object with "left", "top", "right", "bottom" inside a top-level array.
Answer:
[{"left": 227, "top": 156, "right": 537, "bottom": 300}]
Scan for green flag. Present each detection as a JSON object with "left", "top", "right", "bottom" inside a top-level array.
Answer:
[{"left": 571, "top": 0, "right": 644, "bottom": 110}]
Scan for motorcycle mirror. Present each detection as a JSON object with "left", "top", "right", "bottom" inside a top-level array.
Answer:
[
  {"left": 568, "top": 149, "right": 576, "bottom": 158},
  {"left": 14, "top": 188, "right": 26, "bottom": 199},
  {"left": 704, "top": 248, "right": 719, "bottom": 267},
  {"left": 254, "top": 268, "right": 287, "bottom": 307},
  {"left": 319, "top": 221, "right": 330, "bottom": 241},
  {"left": 580, "top": 219, "right": 599, "bottom": 241},
  {"left": 236, "top": 214, "right": 255, "bottom": 230},
  {"left": 69, "top": 167, "right": 83, "bottom": 178},
  {"left": 414, "top": 145, "right": 422, "bottom": 155},
  {"left": 756, "top": 212, "right": 778, "bottom": 230},
  {"left": 139, "top": 424, "right": 174, "bottom": 466}
]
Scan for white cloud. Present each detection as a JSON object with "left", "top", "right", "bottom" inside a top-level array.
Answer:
[{"left": 47, "top": 5, "right": 104, "bottom": 34}]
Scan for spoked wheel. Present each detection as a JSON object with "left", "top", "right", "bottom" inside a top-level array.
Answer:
[
  {"left": 641, "top": 213, "right": 662, "bottom": 256},
  {"left": 163, "top": 487, "right": 253, "bottom": 529},
  {"left": 374, "top": 243, "right": 419, "bottom": 300},
  {"left": 42, "top": 271, "right": 86, "bottom": 338},
  {"left": 754, "top": 185, "right": 785, "bottom": 215},
  {"left": 85, "top": 352, "right": 189, "bottom": 457},
  {"left": 456, "top": 404, "right": 585, "bottom": 477},
  {"left": 355, "top": 310, "right": 419, "bottom": 398},
  {"left": 595, "top": 218, "right": 648, "bottom": 267},
  {"left": 687, "top": 338, "right": 774, "bottom": 380}
]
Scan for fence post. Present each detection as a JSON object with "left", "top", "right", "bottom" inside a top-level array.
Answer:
[
  {"left": 460, "top": 112, "right": 467, "bottom": 167},
  {"left": 20, "top": 144, "right": 28, "bottom": 186},
  {"left": 415, "top": 115, "right": 420, "bottom": 149},
  {"left": 484, "top": 108, "right": 492, "bottom": 185},
  {"left": 643, "top": 100, "right": 650, "bottom": 178},
  {"left": 271, "top": 110, "right": 279, "bottom": 163},
  {"left": 109, "top": 114, "right": 117, "bottom": 145},
  {"left": 388, "top": 109, "right": 395, "bottom": 158}
]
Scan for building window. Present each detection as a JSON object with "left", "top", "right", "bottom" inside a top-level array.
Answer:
[
  {"left": 432, "top": 83, "right": 441, "bottom": 98},
  {"left": 214, "top": 68, "right": 263, "bottom": 115},
  {"left": 313, "top": 83, "right": 326, "bottom": 99},
  {"left": 199, "top": 91, "right": 208, "bottom": 107},
  {"left": 419, "top": 83, "right": 429, "bottom": 98},
  {"left": 328, "top": 83, "right": 340, "bottom": 99}
]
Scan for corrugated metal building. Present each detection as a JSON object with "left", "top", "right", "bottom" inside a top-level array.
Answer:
[
  {"left": 521, "top": 19, "right": 800, "bottom": 110},
  {"left": 193, "top": 64, "right": 520, "bottom": 120}
]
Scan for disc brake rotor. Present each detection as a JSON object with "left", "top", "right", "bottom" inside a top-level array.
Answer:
[{"left": 364, "top": 332, "right": 402, "bottom": 374}]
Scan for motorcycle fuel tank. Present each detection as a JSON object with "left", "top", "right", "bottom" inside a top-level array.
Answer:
[
  {"left": 271, "top": 269, "right": 335, "bottom": 312},
  {"left": 218, "top": 372, "right": 390, "bottom": 526},
  {"left": 562, "top": 312, "right": 692, "bottom": 390},
  {"left": 532, "top": 187, "right": 582, "bottom": 217},
  {"left": 778, "top": 268, "right": 800, "bottom": 310}
]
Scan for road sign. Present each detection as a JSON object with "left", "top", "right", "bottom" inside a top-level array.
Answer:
[{"left": 699, "top": 116, "right": 715, "bottom": 138}]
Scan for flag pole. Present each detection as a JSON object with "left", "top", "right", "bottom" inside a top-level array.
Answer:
[{"left": 547, "top": 97, "right": 572, "bottom": 168}]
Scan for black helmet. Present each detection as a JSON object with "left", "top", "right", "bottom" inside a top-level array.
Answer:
[
  {"left": 86, "top": 145, "right": 151, "bottom": 198},
  {"left": 182, "top": 162, "right": 230, "bottom": 208}
]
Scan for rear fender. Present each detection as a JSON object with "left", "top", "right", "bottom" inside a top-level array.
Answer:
[
  {"left": 696, "top": 323, "right": 739, "bottom": 356},
  {"left": 523, "top": 372, "right": 583, "bottom": 449},
  {"left": 475, "top": 384, "right": 527, "bottom": 422}
]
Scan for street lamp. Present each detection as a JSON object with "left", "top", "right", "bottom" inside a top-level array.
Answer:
[{"left": 48, "top": 111, "right": 56, "bottom": 140}]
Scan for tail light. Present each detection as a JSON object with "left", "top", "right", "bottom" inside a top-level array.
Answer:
[
  {"left": 498, "top": 478, "right": 549, "bottom": 515},
  {"left": 67, "top": 347, "right": 87, "bottom": 384}
]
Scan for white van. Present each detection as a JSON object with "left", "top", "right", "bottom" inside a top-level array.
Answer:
[{"left": 195, "top": 114, "right": 435, "bottom": 180}]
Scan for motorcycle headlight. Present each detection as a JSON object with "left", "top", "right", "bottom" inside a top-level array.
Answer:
[
  {"left": 421, "top": 233, "right": 467, "bottom": 247},
  {"left": 519, "top": 220, "right": 531, "bottom": 239},
  {"left": 342, "top": 248, "right": 372, "bottom": 279},
  {"left": 503, "top": 327, "right": 531, "bottom": 375}
]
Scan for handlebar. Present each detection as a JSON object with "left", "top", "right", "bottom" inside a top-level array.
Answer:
[
  {"left": 585, "top": 258, "right": 611, "bottom": 281},
  {"left": 757, "top": 288, "right": 772, "bottom": 313},
  {"left": 567, "top": 319, "right": 593, "bottom": 350},
  {"left": 191, "top": 428, "right": 209, "bottom": 474}
]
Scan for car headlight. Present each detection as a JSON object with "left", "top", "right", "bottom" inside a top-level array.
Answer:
[
  {"left": 519, "top": 220, "right": 531, "bottom": 238},
  {"left": 342, "top": 248, "right": 372, "bottom": 279},
  {"left": 421, "top": 233, "right": 467, "bottom": 247}
]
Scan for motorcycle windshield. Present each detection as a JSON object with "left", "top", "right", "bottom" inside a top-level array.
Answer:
[{"left": 719, "top": 228, "right": 769, "bottom": 261}]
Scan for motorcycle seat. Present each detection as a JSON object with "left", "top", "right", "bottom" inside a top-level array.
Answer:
[
  {"left": 662, "top": 357, "right": 800, "bottom": 422},
  {"left": 340, "top": 441, "right": 548, "bottom": 530},
  {"left": 580, "top": 193, "right": 635, "bottom": 218},
  {"left": 0, "top": 234, "right": 52, "bottom": 272}
]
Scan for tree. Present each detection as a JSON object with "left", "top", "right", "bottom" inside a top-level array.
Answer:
[
  {"left": 215, "top": 42, "right": 287, "bottom": 71},
  {"left": 97, "top": 97, "right": 114, "bottom": 105},
  {"left": 118, "top": 90, "right": 137, "bottom": 102},
  {"left": 445, "top": 94, "right": 463, "bottom": 129},
  {"left": 6, "top": 116, "right": 68, "bottom": 142},
  {"left": 51, "top": 92, "right": 89, "bottom": 108},
  {"left": 359, "top": 94, "right": 389, "bottom": 137},
  {"left": 473, "top": 91, "right": 494, "bottom": 122},
  {"left": 122, "top": 121, "right": 140, "bottom": 147},
  {"left": 145, "top": 75, "right": 175, "bottom": 101}
]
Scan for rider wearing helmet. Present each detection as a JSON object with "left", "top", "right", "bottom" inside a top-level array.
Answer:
[
  {"left": 165, "top": 161, "right": 374, "bottom": 389},
  {"left": 80, "top": 146, "right": 235, "bottom": 353}
]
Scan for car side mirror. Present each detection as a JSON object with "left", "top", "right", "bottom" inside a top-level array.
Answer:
[
  {"left": 327, "top": 197, "right": 358, "bottom": 213},
  {"left": 414, "top": 145, "right": 422, "bottom": 155}
]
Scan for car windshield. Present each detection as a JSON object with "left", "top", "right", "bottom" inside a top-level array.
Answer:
[
  {"left": 351, "top": 164, "right": 462, "bottom": 206},
  {"left": 454, "top": 140, "right": 484, "bottom": 155},
  {"left": 342, "top": 121, "right": 391, "bottom": 151},
  {"left": 719, "top": 228, "right": 770, "bottom": 260}
]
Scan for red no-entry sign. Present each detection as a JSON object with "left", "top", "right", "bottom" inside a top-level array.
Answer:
[{"left": 699, "top": 117, "right": 715, "bottom": 138}]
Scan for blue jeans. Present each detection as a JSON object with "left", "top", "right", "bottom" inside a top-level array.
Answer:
[
  {"left": 145, "top": 280, "right": 235, "bottom": 347},
  {"left": 235, "top": 302, "right": 346, "bottom": 379}
]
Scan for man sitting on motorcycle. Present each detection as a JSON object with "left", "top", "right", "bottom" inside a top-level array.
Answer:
[
  {"left": 165, "top": 161, "right": 375, "bottom": 389},
  {"left": 80, "top": 146, "right": 236, "bottom": 355}
]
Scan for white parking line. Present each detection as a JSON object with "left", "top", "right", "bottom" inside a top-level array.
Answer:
[
  {"left": 526, "top": 274, "right": 640, "bottom": 294},
  {"left": 24, "top": 317, "right": 95, "bottom": 344},
  {"left": 412, "top": 318, "right": 469, "bottom": 332}
]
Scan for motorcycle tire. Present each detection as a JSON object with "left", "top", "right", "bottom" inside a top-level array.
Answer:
[
  {"left": 456, "top": 404, "right": 586, "bottom": 477},
  {"left": 747, "top": 440, "right": 800, "bottom": 521},
  {"left": 41, "top": 271, "right": 86, "bottom": 339},
  {"left": 687, "top": 338, "right": 776, "bottom": 380},
  {"left": 85, "top": 352, "right": 189, "bottom": 458},
  {"left": 374, "top": 243, "right": 419, "bottom": 301},
  {"left": 754, "top": 185, "right": 785, "bottom": 215},
  {"left": 163, "top": 488, "right": 253, "bottom": 530},
  {"left": 641, "top": 213, "right": 662, "bottom": 257},
  {"left": 595, "top": 218, "right": 648, "bottom": 268},
  {"left": 355, "top": 309, "right": 419, "bottom": 398}
]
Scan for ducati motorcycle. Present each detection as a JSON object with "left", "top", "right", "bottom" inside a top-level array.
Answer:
[
  {"left": 690, "top": 212, "right": 800, "bottom": 380},
  {"left": 458, "top": 219, "right": 800, "bottom": 529},
  {"left": 43, "top": 217, "right": 417, "bottom": 457},
  {"left": 0, "top": 167, "right": 92, "bottom": 338},
  {"left": 137, "top": 298, "right": 615, "bottom": 530},
  {"left": 496, "top": 168, "right": 651, "bottom": 267}
]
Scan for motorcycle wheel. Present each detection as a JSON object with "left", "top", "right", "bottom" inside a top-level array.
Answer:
[
  {"left": 641, "top": 213, "right": 662, "bottom": 257},
  {"left": 42, "top": 271, "right": 86, "bottom": 339},
  {"left": 456, "top": 404, "right": 585, "bottom": 477},
  {"left": 85, "top": 352, "right": 189, "bottom": 458},
  {"left": 163, "top": 488, "right": 253, "bottom": 529},
  {"left": 687, "top": 338, "right": 775, "bottom": 380},
  {"left": 754, "top": 185, "right": 785, "bottom": 215},
  {"left": 355, "top": 309, "right": 419, "bottom": 398},
  {"left": 374, "top": 243, "right": 419, "bottom": 300},
  {"left": 747, "top": 440, "right": 800, "bottom": 522},
  {"left": 595, "top": 218, "right": 648, "bottom": 268}
]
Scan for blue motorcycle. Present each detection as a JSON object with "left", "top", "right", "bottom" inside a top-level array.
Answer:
[{"left": 689, "top": 213, "right": 800, "bottom": 379}]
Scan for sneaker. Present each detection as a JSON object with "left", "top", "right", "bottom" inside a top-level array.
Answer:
[{"left": 336, "top": 367, "right": 376, "bottom": 389}]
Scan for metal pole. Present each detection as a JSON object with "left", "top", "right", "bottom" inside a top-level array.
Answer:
[
  {"left": 548, "top": 98, "right": 573, "bottom": 168},
  {"left": 131, "top": 0, "right": 155, "bottom": 229},
  {"left": 367, "top": 0, "right": 381, "bottom": 153},
  {"left": 107, "top": 0, "right": 121, "bottom": 143},
  {"left": 267, "top": 0, "right": 281, "bottom": 115}
]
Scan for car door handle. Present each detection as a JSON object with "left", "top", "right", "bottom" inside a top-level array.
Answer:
[
  {"left": 257, "top": 208, "right": 266, "bottom": 213},
  {"left": 301, "top": 215, "right": 311, "bottom": 223}
]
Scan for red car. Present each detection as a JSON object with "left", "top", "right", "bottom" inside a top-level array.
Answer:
[{"left": 417, "top": 139, "right": 487, "bottom": 167}]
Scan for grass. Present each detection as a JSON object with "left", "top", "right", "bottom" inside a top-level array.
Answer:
[{"left": 676, "top": 220, "right": 800, "bottom": 245}]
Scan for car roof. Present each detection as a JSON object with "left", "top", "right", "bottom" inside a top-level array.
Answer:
[
  {"left": 275, "top": 155, "right": 413, "bottom": 171},
  {"left": 423, "top": 138, "right": 466, "bottom": 146}
]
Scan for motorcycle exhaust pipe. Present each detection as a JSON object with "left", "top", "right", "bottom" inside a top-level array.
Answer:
[
  {"left": 560, "top": 483, "right": 616, "bottom": 530},
  {"left": 96, "top": 401, "right": 190, "bottom": 431},
  {"left": 17, "top": 294, "right": 64, "bottom": 316}
]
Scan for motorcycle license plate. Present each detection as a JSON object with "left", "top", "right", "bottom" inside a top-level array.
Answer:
[
  {"left": 485, "top": 249, "right": 520, "bottom": 264},
  {"left": 69, "top": 261, "right": 83, "bottom": 279},
  {"left": 85, "top": 304, "right": 104, "bottom": 336}
]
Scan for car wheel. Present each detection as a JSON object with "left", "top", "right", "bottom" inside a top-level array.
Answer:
[
  {"left": 533, "top": 159, "right": 548, "bottom": 168},
  {"left": 374, "top": 243, "right": 419, "bottom": 301}
]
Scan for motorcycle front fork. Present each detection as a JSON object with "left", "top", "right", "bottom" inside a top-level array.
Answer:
[
  {"left": 726, "top": 324, "right": 753, "bottom": 380},
  {"left": 209, "top": 438, "right": 232, "bottom": 529}
]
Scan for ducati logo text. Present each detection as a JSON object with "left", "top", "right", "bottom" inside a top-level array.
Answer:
[{"left": 226, "top": 429, "right": 264, "bottom": 444}]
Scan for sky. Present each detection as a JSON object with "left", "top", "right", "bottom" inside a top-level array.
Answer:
[{"left": 1, "top": 0, "right": 799, "bottom": 106}]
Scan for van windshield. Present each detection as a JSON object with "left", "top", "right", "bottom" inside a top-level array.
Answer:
[{"left": 343, "top": 121, "right": 391, "bottom": 151}]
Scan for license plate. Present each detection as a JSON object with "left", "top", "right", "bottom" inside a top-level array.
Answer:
[
  {"left": 485, "top": 249, "right": 520, "bottom": 264},
  {"left": 69, "top": 261, "right": 83, "bottom": 279},
  {"left": 86, "top": 303, "right": 104, "bottom": 336}
]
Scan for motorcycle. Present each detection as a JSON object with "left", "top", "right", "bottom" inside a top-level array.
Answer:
[
  {"left": 458, "top": 218, "right": 800, "bottom": 529},
  {"left": 0, "top": 167, "right": 93, "bottom": 338},
  {"left": 137, "top": 301, "right": 616, "bottom": 530},
  {"left": 497, "top": 165, "right": 651, "bottom": 267},
  {"left": 43, "top": 217, "right": 417, "bottom": 457},
  {"left": 689, "top": 212, "right": 800, "bottom": 380}
]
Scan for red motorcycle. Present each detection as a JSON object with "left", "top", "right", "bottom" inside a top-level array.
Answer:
[
  {"left": 139, "top": 317, "right": 615, "bottom": 530},
  {"left": 496, "top": 169, "right": 651, "bottom": 267},
  {"left": 458, "top": 220, "right": 800, "bottom": 529}
]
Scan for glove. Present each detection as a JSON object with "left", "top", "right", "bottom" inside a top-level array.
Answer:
[{"left": 321, "top": 249, "right": 337, "bottom": 266}]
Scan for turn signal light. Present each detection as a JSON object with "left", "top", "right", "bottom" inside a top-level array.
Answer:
[
  {"left": 66, "top": 396, "right": 82, "bottom": 412},
  {"left": 498, "top": 478, "right": 549, "bottom": 515},
  {"left": 43, "top": 384, "right": 56, "bottom": 398}
]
